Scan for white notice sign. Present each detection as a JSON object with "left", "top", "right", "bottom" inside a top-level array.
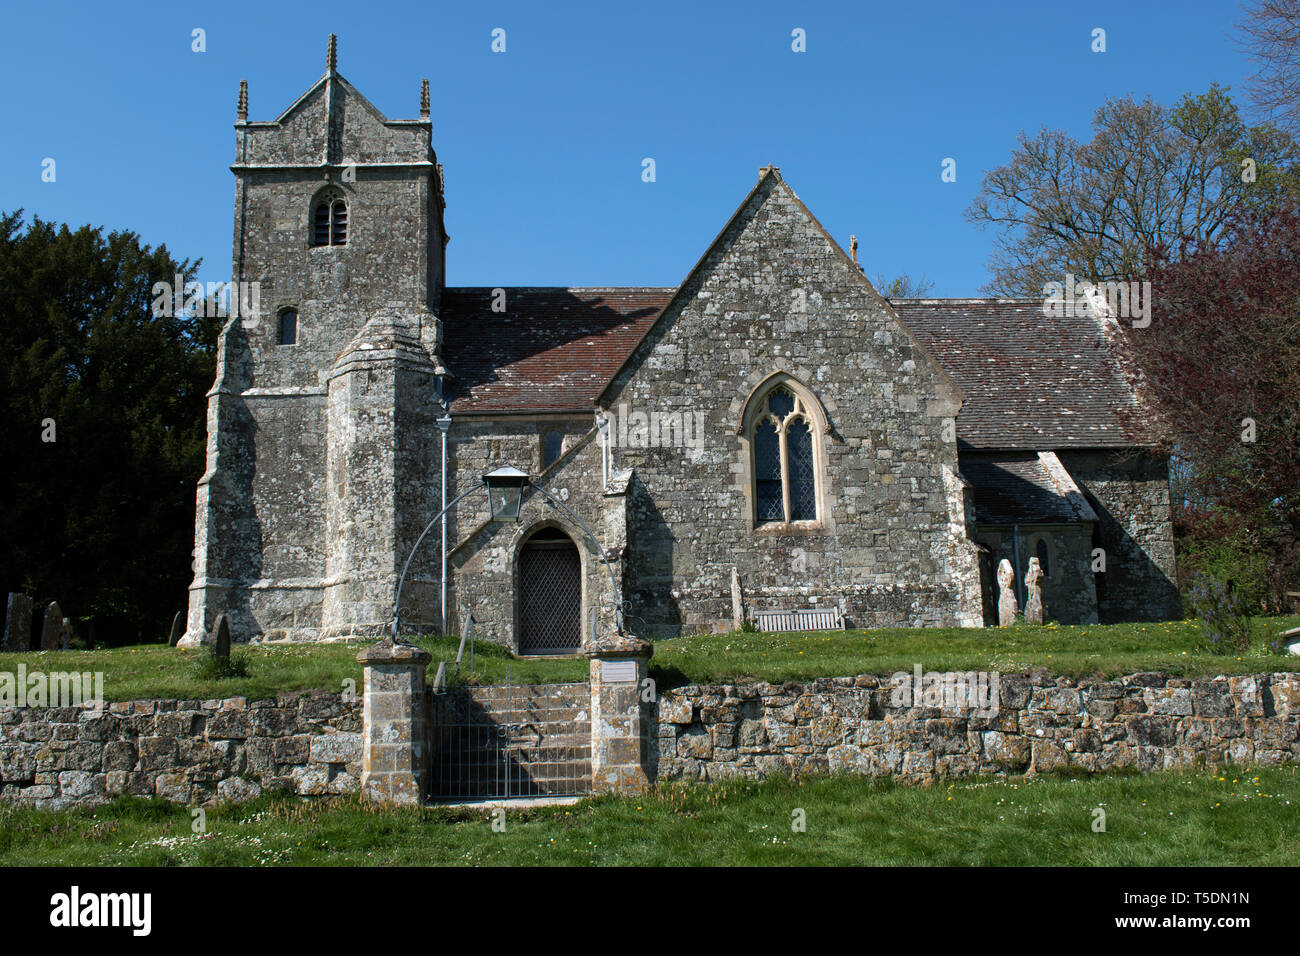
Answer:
[{"left": 603, "top": 660, "right": 636, "bottom": 683}]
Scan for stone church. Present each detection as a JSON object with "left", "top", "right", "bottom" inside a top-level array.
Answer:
[{"left": 181, "top": 41, "right": 1180, "bottom": 651}]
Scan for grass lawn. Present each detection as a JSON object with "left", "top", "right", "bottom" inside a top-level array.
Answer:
[
  {"left": 1, "top": 765, "right": 1295, "bottom": 866},
  {"left": 1, "top": 616, "right": 1294, "bottom": 703},
  {"left": 650, "top": 615, "right": 1300, "bottom": 688}
]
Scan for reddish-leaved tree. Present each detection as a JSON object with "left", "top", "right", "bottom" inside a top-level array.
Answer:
[{"left": 1112, "top": 202, "right": 1300, "bottom": 606}]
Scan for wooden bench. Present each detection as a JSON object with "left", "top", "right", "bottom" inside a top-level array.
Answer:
[{"left": 752, "top": 607, "right": 845, "bottom": 632}]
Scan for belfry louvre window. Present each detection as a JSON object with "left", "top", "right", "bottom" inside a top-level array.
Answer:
[
  {"left": 752, "top": 385, "right": 819, "bottom": 525},
  {"left": 311, "top": 190, "right": 348, "bottom": 246}
]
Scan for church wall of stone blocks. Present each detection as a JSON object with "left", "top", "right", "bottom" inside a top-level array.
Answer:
[{"left": 182, "top": 46, "right": 1180, "bottom": 650}]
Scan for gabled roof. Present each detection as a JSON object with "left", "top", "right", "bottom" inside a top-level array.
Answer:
[
  {"left": 442, "top": 289, "right": 1143, "bottom": 450},
  {"left": 440, "top": 288, "right": 673, "bottom": 414},
  {"left": 235, "top": 44, "right": 431, "bottom": 168},
  {"left": 265, "top": 70, "right": 401, "bottom": 128},
  {"left": 960, "top": 453, "right": 1085, "bottom": 525},
  {"left": 594, "top": 167, "right": 965, "bottom": 411},
  {"left": 435, "top": 182, "right": 1141, "bottom": 450},
  {"left": 893, "top": 298, "right": 1138, "bottom": 449}
]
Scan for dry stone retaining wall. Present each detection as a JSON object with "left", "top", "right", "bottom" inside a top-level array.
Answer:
[
  {"left": 654, "top": 671, "right": 1300, "bottom": 783},
  {"left": 6, "top": 670, "right": 1300, "bottom": 810},
  {"left": 0, "top": 690, "right": 361, "bottom": 810}
]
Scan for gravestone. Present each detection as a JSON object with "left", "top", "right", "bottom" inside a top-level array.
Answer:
[
  {"left": 167, "top": 611, "right": 185, "bottom": 647},
  {"left": 40, "top": 602, "right": 63, "bottom": 650},
  {"left": 1024, "top": 557, "right": 1044, "bottom": 625},
  {"left": 997, "top": 559, "right": 1018, "bottom": 627},
  {"left": 4, "top": 592, "right": 33, "bottom": 652},
  {"left": 731, "top": 566, "right": 744, "bottom": 631},
  {"left": 61, "top": 616, "right": 73, "bottom": 650},
  {"left": 213, "top": 614, "right": 231, "bottom": 659}
]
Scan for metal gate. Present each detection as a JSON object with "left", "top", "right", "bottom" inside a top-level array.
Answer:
[
  {"left": 428, "top": 683, "right": 592, "bottom": 801},
  {"left": 518, "top": 535, "right": 581, "bottom": 654}
]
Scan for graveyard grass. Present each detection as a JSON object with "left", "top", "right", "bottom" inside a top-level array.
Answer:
[
  {"left": 0, "top": 616, "right": 1297, "bottom": 703},
  {"left": 0, "top": 764, "right": 1296, "bottom": 866}
]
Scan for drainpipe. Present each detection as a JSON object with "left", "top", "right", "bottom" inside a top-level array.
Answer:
[
  {"left": 437, "top": 407, "right": 452, "bottom": 634},
  {"left": 595, "top": 408, "right": 610, "bottom": 491}
]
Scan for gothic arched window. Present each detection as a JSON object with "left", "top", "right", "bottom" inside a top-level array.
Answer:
[
  {"left": 751, "top": 384, "right": 821, "bottom": 526},
  {"left": 311, "top": 189, "right": 348, "bottom": 247}
]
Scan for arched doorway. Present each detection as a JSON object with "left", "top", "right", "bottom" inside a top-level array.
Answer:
[{"left": 518, "top": 527, "right": 582, "bottom": 654}]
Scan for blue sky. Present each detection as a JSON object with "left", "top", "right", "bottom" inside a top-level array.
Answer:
[{"left": 2, "top": 0, "right": 1254, "bottom": 296}]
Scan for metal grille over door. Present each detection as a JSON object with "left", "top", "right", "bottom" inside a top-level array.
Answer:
[{"left": 519, "top": 533, "right": 581, "bottom": 654}]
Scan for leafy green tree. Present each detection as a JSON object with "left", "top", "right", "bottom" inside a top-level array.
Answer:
[
  {"left": 0, "top": 211, "right": 221, "bottom": 644},
  {"left": 966, "top": 86, "right": 1300, "bottom": 295}
]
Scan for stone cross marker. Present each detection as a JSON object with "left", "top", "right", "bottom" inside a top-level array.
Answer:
[
  {"left": 40, "top": 601, "right": 63, "bottom": 650},
  {"left": 997, "top": 559, "right": 1018, "bottom": 627},
  {"left": 4, "top": 592, "right": 33, "bottom": 652},
  {"left": 1024, "top": 557, "right": 1044, "bottom": 625},
  {"left": 168, "top": 612, "right": 185, "bottom": 647},
  {"left": 213, "top": 614, "right": 231, "bottom": 659}
]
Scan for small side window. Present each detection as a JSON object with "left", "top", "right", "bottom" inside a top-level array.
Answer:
[
  {"left": 1035, "top": 537, "right": 1051, "bottom": 578},
  {"left": 542, "top": 430, "right": 564, "bottom": 468},
  {"left": 278, "top": 309, "right": 298, "bottom": 346}
]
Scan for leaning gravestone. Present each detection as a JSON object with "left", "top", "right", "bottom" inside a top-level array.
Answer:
[
  {"left": 1023, "top": 557, "right": 1045, "bottom": 625},
  {"left": 213, "top": 613, "right": 231, "bottom": 659},
  {"left": 997, "top": 559, "right": 1018, "bottom": 627},
  {"left": 167, "top": 611, "right": 185, "bottom": 647},
  {"left": 4, "top": 592, "right": 33, "bottom": 652},
  {"left": 40, "top": 601, "right": 63, "bottom": 650}
]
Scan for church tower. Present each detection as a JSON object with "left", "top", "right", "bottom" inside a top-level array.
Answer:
[{"left": 183, "top": 36, "right": 447, "bottom": 644}]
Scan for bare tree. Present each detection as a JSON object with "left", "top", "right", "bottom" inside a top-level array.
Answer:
[
  {"left": 1239, "top": 0, "right": 1300, "bottom": 135},
  {"left": 871, "top": 272, "right": 935, "bottom": 298},
  {"left": 966, "top": 86, "right": 1300, "bottom": 295}
]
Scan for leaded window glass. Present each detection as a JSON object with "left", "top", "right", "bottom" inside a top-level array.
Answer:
[
  {"left": 751, "top": 384, "right": 821, "bottom": 526},
  {"left": 755, "top": 420, "right": 783, "bottom": 522},
  {"left": 787, "top": 418, "right": 816, "bottom": 520}
]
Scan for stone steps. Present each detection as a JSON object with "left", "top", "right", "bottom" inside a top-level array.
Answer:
[
  {"left": 432, "top": 725, "right": 590, "bottom": 741},
  {"left": 433, "top": 741, "right": 591, "bottom": 761},
  {"left": 429, "top": 682, "right": 594, "bottom": 799}
]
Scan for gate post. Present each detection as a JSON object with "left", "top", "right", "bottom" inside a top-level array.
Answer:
[
  {"left": 357, "top": 639, "right": 432, "bottom": 805},
  {"left": 586, "top": 633, "right": 653, "bottom": 793}
]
